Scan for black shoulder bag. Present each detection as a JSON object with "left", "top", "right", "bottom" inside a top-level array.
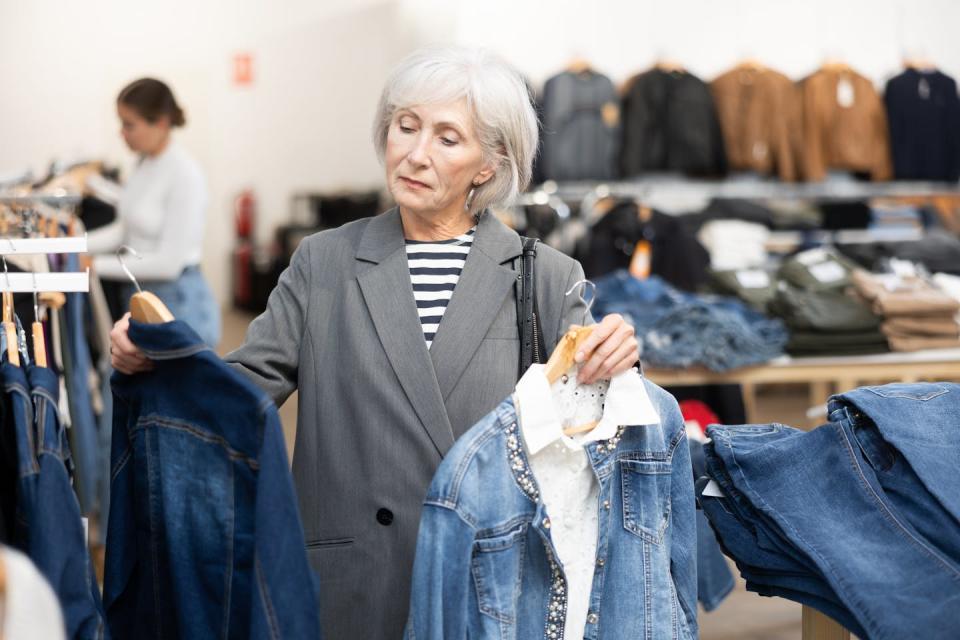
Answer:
[{"left": 516, "top": 236, "right": 547, "bottom": 377}]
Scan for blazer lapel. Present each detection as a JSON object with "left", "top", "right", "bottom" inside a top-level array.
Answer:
[
  {"left": 356, "top": 209, "right": 455, "bottom": 456},
  {"left": 428, "top": 212, "right": 523, "bottom": 403}
]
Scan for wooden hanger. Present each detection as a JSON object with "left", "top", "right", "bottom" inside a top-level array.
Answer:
[
  {"left": 820, "top": 59, "right": 851, "bottom": 73},
  {"left": 30, "top": 279, "right": 46, "bottom": 368},
  {"left": 540, "top": 280, "right": 607, "bottom": 437},
  {"left": 736, "top": 58, "right": 765, "bottom": 72},
  {"left": 654, "top": 58, "right": 686, "bottom": 73},
  {"left": 116, "top": 247, "right": 174, "bottom": 323},
  {"left": 566, "top": 57, "right": 592, "bottom": 74},
  {"left": 1, "top": 251, "right": 18, "bottom": 367}
]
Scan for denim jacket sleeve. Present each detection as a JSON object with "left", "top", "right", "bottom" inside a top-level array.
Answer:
[
  {"left": 404, "top": 503, "right": 475, "bottom": 640},
  {"left": 223, "top": 238, "right": 311, "bottom": 407},
  {"left": 669, "top": 422, "right": 699, "bottom": 637}
]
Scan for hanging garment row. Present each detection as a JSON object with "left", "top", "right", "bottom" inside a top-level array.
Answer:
[{"left": 534, "top": 59, "right": 960, "bottom": 183}]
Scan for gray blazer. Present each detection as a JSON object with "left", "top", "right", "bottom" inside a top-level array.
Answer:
[{"left": 225, "top": 208, "right": 588, "bottom": 639}]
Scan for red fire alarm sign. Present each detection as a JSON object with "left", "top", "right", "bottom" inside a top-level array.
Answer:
[{"left": 233, "top": 53, "right": 254, "bottom": 86}]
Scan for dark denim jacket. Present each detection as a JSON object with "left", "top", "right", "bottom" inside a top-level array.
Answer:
[
  {"left": 5, "top": 362, "right": 107, "bottom": 639},
  {"left": 104, "top": 320, "right": 320, "bottom": 639},
  {"left": 405, "top": 380, "right": 697, "bottom": 640}
]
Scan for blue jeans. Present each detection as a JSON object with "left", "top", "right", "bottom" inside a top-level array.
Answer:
[
  {"left": 705, "top": 390, "right": 960, "bottom": 639},
  {"left": 6, "top": 362, "right": 107, "bottom": 638},
  {"left": 121, "top": 266, "right": 221, "bottom": 348},
  {"left": 592, "top": 271, "right": 787, "bottom": 371},
  {"left": 62, "top": 252, "right": 101, "bottom": 515},
  {"left": 104, "top": 319, "right": 320, "bottom": 639},
  {"left": 688, "top": 440, "right": 734, "bottom": 611}
]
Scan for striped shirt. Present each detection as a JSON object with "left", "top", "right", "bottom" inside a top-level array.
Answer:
[{"left": 406, "top": 227, "right": 476, "bottom": 348}]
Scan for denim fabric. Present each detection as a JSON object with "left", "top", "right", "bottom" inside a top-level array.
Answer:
[
  {"left": 688, "top": 440, "right": 734, "bottom": 611},
  {"left": 405, "top": 381, "right": 697, "bottom": 640},
  {"left": 6, "top": 362, "right": 107, "bottom": 639},
  {"left": 104, "top": 320, "right": 320, "bottom": 639},
  {"left": 592, "top": 271, "right": 787, "bottom": 371},
  {"left": 704, "top": 387, "right": 960, "bottom": 640},
  {"left": 62, "top": 252, "right": 101, "bottom": 514},
  {"left": 121, "top": 266, "right": 221, "bottom": 348}
]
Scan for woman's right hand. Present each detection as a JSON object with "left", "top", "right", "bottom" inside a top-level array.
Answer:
[{"left": 110, "top": 312, "right": 154, "bottom": 375}]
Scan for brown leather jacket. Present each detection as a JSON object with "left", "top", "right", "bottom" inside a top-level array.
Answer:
[
  {"left": 711, "top": 66, "right": 803, "bottom": 181},
  {"left": 801, "top": 67, "right": 893, "bottom": 181}
]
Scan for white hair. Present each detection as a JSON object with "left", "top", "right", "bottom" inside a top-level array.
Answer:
[{"left": 373, "top": 46, "right": 539, "bottom": 217}]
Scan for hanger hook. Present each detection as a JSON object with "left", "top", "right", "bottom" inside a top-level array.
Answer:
[
  {"left": 2, "top": 238, "right": 14, "bottom": 294},
  {"left": 116, "top": 246, "right": 143, "bottom": 294},
  {"left": 31, "top": 271, "right": 40, "bottom": 322},
  {"left": 564, "top": 278, "right": 596, "bottom": 325}
]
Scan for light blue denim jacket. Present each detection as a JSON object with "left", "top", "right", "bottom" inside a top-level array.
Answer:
[{"left": 405, "top": 379, "right": 697, "bottom": 639}]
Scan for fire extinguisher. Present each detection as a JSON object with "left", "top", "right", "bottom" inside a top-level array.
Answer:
[
  {"left": 232, "top": 190, "right": 256, "bottom": 309},
  {"left": 234, "top": 190, "right": 255, "bottom": 239}
]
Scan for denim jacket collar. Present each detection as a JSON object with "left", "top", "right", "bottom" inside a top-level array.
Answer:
[
  {"left": 128, "top": 319, "right": 211, "bottom": 360},
  {"left": 514, "top": 364, "right": 660, "bottom": 456}
]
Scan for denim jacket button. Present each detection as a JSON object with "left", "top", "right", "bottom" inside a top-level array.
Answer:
[
  {"left": 597, "top": 558, "right": 605, "bottom": 567},
  {"left": 603, "top": 500, "right": 611, "bottom": 510},
  {"left": 376, "top": 508, "right": 394, "bottom": 526},
  {"left": 542, "top": 517, "right": 551, "bottom": 529},
  {"left": 587, "top": 613, "right": 599, "bottom": 624}
]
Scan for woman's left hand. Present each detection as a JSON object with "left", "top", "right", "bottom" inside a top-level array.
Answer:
[{"left": 572, "top": 313, "right": 639, "bottom": 384}]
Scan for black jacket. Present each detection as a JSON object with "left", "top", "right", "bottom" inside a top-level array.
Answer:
[
  {"left": 577, "top": 200, "right": 710, "bottom": 291},
  {"left": 620, "top": 69, "right": 727, "bottom": 177},
  {"left": 884, "top": 69, "right": 960, "bottom": 181}
]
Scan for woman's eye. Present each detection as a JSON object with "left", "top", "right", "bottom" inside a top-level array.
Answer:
[
  {"left": 440, "top": 137, "right": 458, "bottom": 147},
  {"left": 399, "top": 125, "right": 415, "bottom": 134}
]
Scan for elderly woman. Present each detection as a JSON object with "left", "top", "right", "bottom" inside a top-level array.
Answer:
[{"left": 109, "top": 47, "right": 638, "bottom": 638}]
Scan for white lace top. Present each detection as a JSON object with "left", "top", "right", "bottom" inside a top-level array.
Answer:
[{"left": 514, "top": 363, "right": 660, "bottom": 638}]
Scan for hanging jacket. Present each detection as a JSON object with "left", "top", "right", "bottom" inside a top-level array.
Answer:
[
  {"left": 104, "top": 320, "right": 321, "bottom": 639},
  {"left": 800, "top": 67, "right": 893, "bottom": 181},
  {"left": 710, "top": 66, "right": 803, "bottom": 181},
  {"left": 620, "top": 68, "right": 727, "bottom": 177},
  {"left": 404, "top": 373, "right": 697, "bottom": 639},
  {"left": 6, "top": 360, "right": 108, "bottom": 639},
  {"left": 884, "top": 68, "right": 960, "bottom": 181},
  {"left": 539, "top": 69, "right": 621, "bottom": 181}
]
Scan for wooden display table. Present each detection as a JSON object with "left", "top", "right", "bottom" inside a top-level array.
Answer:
[
  {"left": 647, "top": 348, "right": 960, "bottom": 638},
  {"left": 646, "top": 347, "right": 960, "bottom": 427}
]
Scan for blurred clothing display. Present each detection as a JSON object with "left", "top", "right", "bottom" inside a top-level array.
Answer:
[
  {"left": 711, "top": 64, "right": 802, "bottom": 181},
  {"left": 885, "top": 68, "right": 960, "bottom": 181},
  {"left": 620, "top": 68, "right": 727, "bottom": 177},
  {"left": 539, "top": 68, "right": 620, "bottom": 181},
  {"left": 800, "top": 66, "right": 893, "bottom": 181}
]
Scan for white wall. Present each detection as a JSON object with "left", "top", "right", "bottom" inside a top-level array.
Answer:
[{"left": 1, "top": 0, "right": 958, "bottom": 302}]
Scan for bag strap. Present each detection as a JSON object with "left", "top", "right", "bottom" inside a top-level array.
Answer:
[{"left": 516, "top": 236, "right": 546, "bottom": 377}]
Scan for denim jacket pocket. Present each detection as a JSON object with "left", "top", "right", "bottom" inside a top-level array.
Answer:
[
  {"left": 621, "top": 458, "right": 673, "bottom": 544},
  {"left": 471, "top": 523, "right": 527, "bottom": 623},
  {"left": 864, "top": 384, "right": 950, "bottom": 401}
]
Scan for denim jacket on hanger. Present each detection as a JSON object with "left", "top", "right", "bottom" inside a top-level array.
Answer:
[{"left": 404, "top": 378, "right": 697, "bottom": 640}]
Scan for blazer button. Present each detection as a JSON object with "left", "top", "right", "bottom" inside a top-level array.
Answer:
[{"left": 376, "top": 508, "right": 394, "bottom": 526}]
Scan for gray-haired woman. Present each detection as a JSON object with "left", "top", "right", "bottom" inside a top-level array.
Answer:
[{"left": 109, "top": 47, "right": 639, "bottom": 638}]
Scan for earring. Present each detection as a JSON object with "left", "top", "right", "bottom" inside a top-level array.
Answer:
[{"left": 464, "top": 187, "right": 476, "bottom": 211}]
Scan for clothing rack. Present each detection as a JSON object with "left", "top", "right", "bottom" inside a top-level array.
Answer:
[
  {"left": 0, "top": 193, "right": 83, "bottom": 207},
  {"left": 0, "top": 234, "right": 89, "bottom": 293},
  {"left": 532, "top": 178, "right": 960, "bottom": 204}
]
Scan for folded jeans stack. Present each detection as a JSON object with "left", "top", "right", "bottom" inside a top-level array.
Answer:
[
  {"left": 698, "top": 382, "right": 960, "bottom": 640},
  {"left": 851, "top": 270, "right": 960, "bottom": 352}
]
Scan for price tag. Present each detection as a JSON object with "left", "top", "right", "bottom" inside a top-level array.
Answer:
[
  {"left": 837, "top": 77, "right": 855, "bottom": 108},
  {"left": 810, "top": 261, "right": 846, "bottom": 283},
  {"left": 736, "top": 270, "right": 771, "bottom": 289},
  {"left": 629, "top": 240, "right": 651, "bottom": 279},
  {"left": 796, "top": 248, "right": 828, "bottom": 266}
]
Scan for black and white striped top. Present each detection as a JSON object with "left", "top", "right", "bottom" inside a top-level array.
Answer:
[{"left": 406, "top": 228, "right": 476, "bottom": 348}]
